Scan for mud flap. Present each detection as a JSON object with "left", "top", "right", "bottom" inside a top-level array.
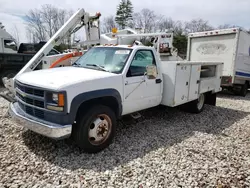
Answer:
[{"left": 205, "top": 92, "right": 216, "bottom": 106}]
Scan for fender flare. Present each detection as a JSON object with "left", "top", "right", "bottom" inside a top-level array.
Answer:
[{"left": 69, "top": 89, "right": 122, "bottom": 123}]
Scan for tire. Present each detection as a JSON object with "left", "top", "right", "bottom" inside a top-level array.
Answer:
[
  {"left": 72, "top": 105, "right": 117, "bottom": 153},
  {"left": 239, "top": 82, "right": 248, "bottom": 97},
  {"left": 188, "top": 93, "right": 206, "bottom": 113}
]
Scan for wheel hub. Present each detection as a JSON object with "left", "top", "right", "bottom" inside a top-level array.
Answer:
[
  {"left": 97, "top": 123, "right": 108, "bottom": 137},
  {"left": 88, "top": 114, "right": 112, "bottom": 145}
]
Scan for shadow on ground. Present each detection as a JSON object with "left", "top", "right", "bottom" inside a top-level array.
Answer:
[
  {"left": 22, "top": 104, "right": 249, "bottom": 172},
  {"left": 217, "top": 90, "right": 250, "bottom": 101}
]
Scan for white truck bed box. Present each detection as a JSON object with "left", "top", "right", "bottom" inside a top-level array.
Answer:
[
  {"left": 187, "top": 28, "right": 250, "bottom": 86},
  {"left": 159, "top": 61, "right": 223, "bottom": 107}
]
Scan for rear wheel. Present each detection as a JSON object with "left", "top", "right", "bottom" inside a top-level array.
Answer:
[
  {"left": 188, "top": 93, "right": 206, "bottom": 113},
  {"left": 72, "top": 105, "right": 116, "bottom": 153},
  {"left": 239, "top": 82, "right": 248, "bottom": 97}
]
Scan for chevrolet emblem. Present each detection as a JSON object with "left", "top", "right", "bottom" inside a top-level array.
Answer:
[{"left": 20, "top": 92, "right": 26, "bottom": 97}]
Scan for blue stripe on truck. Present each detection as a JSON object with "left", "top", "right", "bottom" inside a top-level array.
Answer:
[{"left": 235, "top": 71, "right": 250, "bottom": 77}]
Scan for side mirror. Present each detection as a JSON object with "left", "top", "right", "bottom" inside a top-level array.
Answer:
[{"left": 146, "top": 65, "right": 157, "bottom": 79}]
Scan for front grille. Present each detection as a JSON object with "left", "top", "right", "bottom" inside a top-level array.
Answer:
[
  {"left": 18, "top": 102, "right": 45, "bottom": 119},
  {"left": 16, "top": 82, "right": 44, "bottom": 97},
  {"left": 15, "top": 81, "right": 45, "bottom": 119},
  {"left": 16, "top": 92, "right": 44, "bottom": 108}
]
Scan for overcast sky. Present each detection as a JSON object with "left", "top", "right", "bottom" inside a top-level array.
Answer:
[{"left": 1, "top": 0, "right": 250, "bottom": 43}]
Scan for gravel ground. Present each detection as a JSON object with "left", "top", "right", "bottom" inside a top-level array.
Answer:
[{"left": 0, "top": 90, "right": 250, "bottom": 188}]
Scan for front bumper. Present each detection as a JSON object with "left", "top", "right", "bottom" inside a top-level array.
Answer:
[{"left": 8, "top": 102, "right": 72, "bottom": 139}]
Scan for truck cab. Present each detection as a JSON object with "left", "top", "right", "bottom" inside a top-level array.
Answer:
[{"left": 0, "top": 27, "right": 18, "bottom": 53}]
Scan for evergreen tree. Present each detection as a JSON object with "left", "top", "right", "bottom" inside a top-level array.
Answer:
[
  {"left": 115, "top": 0, "right": 133, "bottom": 29},
  {"left": 173, "top": 34, "right": 188, "bottom": 59}
]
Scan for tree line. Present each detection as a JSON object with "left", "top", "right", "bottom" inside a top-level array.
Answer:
[
  {"left": 25, "top": 4, "right": 73, "bottom": 43},
  {"left": 5, "top": 1, "right": 243, "bottom": 54},
  {"left": 103, "top": 0, "right": 239, "bottom": 33},
  {"left": 102, "top": 0, "right": 241, "bottom": 56}
]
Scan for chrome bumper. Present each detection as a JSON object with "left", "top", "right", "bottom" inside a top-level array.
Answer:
[{"left": 8, "top": 102, "right": 72, "bottom": 139}]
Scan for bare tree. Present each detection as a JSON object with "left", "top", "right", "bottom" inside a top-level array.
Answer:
[
  {"left": 157, "top": 17, "right": 174, "bottom": 31},
  {"left": 25, "top": 9, "right": 47, "bottom": 41},
  {"left": 10, "top": 25, "right": 20, "bottom": 46},
  {"left": 132, "top": 8, "right": 157, "bottom": 33},
  {"left": 102, "top": 16, "right": 116, "bottom": 33},
  {"left": 157, "top": 16, "right": 184, "bottom": 35},
  {"left": 25, "top": 26, "right": 38, "bottom": 43},
  {"left": 41, "top": 4, "right": 56, "bottom": 38},
  {"left": 217, "top": 24, "right": 238, "bottom": 29},
  {"left": 184, "top": 19, "right": 214, "bottom": 33},
  {"left": 25, "top": 4, "right": 73, "bottom": 43},
  {"left": 173, "top": 21, "right": 184, "bottom": 35}
]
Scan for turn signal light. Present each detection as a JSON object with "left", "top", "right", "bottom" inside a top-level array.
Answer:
[{"left": 58, "top": 93, "right": 65, "bottom": 107}]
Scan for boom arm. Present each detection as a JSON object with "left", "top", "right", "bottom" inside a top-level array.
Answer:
[
  {"left": 16, "top": 9, "right": 101, "bottom": 77},
  {"left": 1, "top": 8, "right": 101, "bottom": 98}
]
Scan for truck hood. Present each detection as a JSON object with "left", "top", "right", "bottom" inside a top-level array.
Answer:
[{"left": 16, "top": 67, "right": 118, "bottom": 90}]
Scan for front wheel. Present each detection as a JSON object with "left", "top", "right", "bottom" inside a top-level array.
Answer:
[{"left": 72, "top": 105, "right": 116, "bottom": 153}]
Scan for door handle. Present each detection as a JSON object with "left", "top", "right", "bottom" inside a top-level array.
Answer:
[
  {"left": 125, "top": 80, "right": 144, "bottom": 85},
  {"left": 156, "top": 79, "right": 162, "bottom": 84}
]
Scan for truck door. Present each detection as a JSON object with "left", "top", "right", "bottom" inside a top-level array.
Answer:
[{"left": 122, "top": 49, "right": 162, "bottom": 115}]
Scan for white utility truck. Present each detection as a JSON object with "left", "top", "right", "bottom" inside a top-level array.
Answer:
[
  {"left": 4, "top": 9, "right": 223, "bottom": 153},
  {"left": 187, "top": 28, "right": 250, "bottom": 96}
]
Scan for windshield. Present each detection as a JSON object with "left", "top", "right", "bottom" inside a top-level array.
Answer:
[{"left": 73, "top": 47, "right": 132, "bottom": 73}]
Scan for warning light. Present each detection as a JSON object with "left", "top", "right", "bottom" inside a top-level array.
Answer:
[
  {"left": 96, "top": 12, "right": 101, "bottom": 17},
  {"left": 112, "top": 28, "right": 118, "bottom": 34}
]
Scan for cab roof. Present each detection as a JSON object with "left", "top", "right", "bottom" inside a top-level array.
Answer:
[{"left": 95, "top": 44, "right": 154, "bottom": 50}]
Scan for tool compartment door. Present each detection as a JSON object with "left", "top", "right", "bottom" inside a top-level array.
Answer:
[
  {"left": 174, "top": 64, "right": 191, "bottom": 105},
  {"left": 188, "top": 65, "right": 201, "bottom": 101}
]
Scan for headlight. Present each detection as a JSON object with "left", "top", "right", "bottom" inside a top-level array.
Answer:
[
  {"left": 52, "top": 93, "right": 59, "bottom": 103},
  {"left": 46, "top": 92, "right": 65, "bottom": 112}
]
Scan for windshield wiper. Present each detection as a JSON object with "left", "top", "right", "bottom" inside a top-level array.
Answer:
[
  {"left": 86, "top": 64, "right": 109, "bottom": 72},
  {"left": 72, "top": 62, "right": 81, "bottom": 67}
]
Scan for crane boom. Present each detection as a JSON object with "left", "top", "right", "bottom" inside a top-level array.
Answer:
[
  {"left": 16, "top": 9, "right": 100, "bottom": 77},
  {"left": 2, "top": 8, "right": 101, "bottom": 97}
]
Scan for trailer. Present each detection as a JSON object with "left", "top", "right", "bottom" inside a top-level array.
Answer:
[{"left": 187, "top": 28, "right": 250, "bottom": 96}]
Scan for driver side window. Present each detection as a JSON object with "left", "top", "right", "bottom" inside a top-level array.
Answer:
[{"left": 127, "top": 50, "right": 155, "bottom": 77}]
